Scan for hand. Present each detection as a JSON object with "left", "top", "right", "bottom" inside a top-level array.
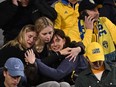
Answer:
[
  {"left": 12, "top": 0, "right": 29, "bottom": 7},
  {"left": 12, "top": 0, "right": 20, "bottom": 6},
  {"left": 59, "top": 47, "right": 72, "bottom": 55},
  {"left": 84, "top": 16, "right": 95, "bottom": 30},
  {"left": 66, "top": 47, "right": 81, "bottom": 62},
  {"left": 25, "top": 49, "right": 36, "bottom": 64}
]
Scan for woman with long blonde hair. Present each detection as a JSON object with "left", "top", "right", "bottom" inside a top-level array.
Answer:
[
  {"left": 0, "top": 24, "right": 37, "bottom": 67},
  {"left": 34, "top": 16, "right": 54, "bottom": 58}
]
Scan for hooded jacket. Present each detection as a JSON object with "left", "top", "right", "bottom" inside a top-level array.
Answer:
[{"left": 53, "top": 0, "right": 81, "bottom": 42}]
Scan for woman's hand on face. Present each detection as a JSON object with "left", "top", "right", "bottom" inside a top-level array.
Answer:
[
  {"left": 66, "top": 47, "right": 81, "bottom": 62},
  {"left": 25, "top": 49, "right": 36, "bottom": 64}
]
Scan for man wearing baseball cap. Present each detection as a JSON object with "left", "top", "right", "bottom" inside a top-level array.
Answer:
[
  {"left": 77, "top": 0, "right": 116, "bottom": 63},
  {"left": 0, "top": 57, "right": 25, "bottom": 87},
  {"left": 75, "top": 42, "right": 116, "bottom": 87}
]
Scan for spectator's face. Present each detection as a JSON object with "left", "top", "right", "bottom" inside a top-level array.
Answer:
[
  {"left": 39, "top": 26, "right": 54, "bottom": 43},
  {"left": 25, "top": 31, "right": 37, "bottom": 48},
  {"left": 89, "top": 61, "right": 104, "bottom": 70},
  {"left": 20, "top": 0, "right": 29, "bottom": 7},
  {"left": 3, "top": 71, "right": 21, "bottom": 87},
  {"left": 50, "top": 35, "right": 65, "bottom": 52},
  {"left": 86, "top": 8, "right": 99, "bottom": 22}
]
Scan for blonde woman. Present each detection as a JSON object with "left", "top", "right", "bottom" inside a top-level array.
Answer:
[
  {"left": 34, "top": 16, "right": 54, "bottom": 59},
  {"left": 0, "top": 24, "right": 37, "bottom": 67}
]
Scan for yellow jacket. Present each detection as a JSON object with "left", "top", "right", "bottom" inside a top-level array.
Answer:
[
  {"left": 82, "top": 17, "right": 116, "bottom": 47},
  {"left": 54, "top": 1, "right": 81, "bottom": 42},
  {"left": 54, "top": 1, "right": 116, "bottom": 48}
]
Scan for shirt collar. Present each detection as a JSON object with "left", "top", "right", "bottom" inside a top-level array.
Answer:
[{"left": 83, "top": 62, "right": 111, "bottom": 75}]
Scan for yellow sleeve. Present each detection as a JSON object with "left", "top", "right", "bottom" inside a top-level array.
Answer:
[
  {"left": 54, "top": 2, "right": 62, "bottom": 29},
  {"left": 102, "top": 17, "right": 116, "bottom": 45},
  {"left": 82, "top": 29, "right": 93, "bottom": 47}
]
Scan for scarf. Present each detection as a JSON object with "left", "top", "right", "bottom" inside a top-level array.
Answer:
[{"left": 78, "top": 18, "right": 116, "bottom": 62}]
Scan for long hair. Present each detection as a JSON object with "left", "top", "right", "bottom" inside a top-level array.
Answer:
[
  {"left": 34, "top": 17, "right": 54, "bottom": 53},
  {"left": 1, "top": 24, "right": 37, "bottom": 50}
]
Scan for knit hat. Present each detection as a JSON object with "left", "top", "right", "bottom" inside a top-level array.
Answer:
[{"left": 86, "top": 42, "right": 105, "bottom": 62}]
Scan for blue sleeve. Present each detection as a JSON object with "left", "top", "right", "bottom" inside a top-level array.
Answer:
[{"left": 36, "top": 58, "right": 78, "bottom": 80}]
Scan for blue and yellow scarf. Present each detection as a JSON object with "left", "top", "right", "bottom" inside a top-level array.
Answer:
[{"left": 78, "top": 18, "right": 116, "bottom": 62}]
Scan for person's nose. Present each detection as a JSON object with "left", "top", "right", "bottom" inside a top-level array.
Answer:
[
  {"left": 46, "top": 34, "right": 51, "bottom": 40},
  {"left": 13, "top": 77, "right": 20, "bottom": 82},
  {"left": 29, "top": 37, "right": 34, "bottom": 43}
]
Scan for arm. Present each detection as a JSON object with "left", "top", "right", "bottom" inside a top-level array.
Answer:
[
  {"left": 34, "top": 0, "right": 57, "bottom": 22},
  {"left": 53, "top": 2, "right": 62, "bottom": 29},
  {"left": 40, "top": 51, "right": 63, "bottom": 66},
  {"left": 81, "top": 16, "right": 94, "bottom": 48},
  {"left": 0, "top": 0, "right": 18, "bottom": 27},
  {"left": 36, "top": 57, "right": 78, "bottom": 80},
  {"left": 69, "top": 41, "right": 85, "bottom": 55},
  {"left": 66, "top": 41, "right": 85, "bottom": 61},
  {"left": 25, "top": 49, "right": 78, "bottom": 80}
]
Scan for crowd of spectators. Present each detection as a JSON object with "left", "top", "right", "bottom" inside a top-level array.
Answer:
[{"left": 0, "top": 0, "right": 116, "bottom": 87}]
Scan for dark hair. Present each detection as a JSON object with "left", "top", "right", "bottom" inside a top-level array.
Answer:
[
  {"left": 3, "top": 67, "right": 7, "bottom": 72},
  {"left": 50, "top": 29, "right": 71, "bottom": 48}
]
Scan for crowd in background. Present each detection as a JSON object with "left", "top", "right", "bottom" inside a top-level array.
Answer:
[{"left": 0, "top": 0, "right": 116, "bottom": 87}]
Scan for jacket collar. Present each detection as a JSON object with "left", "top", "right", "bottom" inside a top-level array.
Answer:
[{"left": 82, "top": 62, "right": 111, "bottom": 75}]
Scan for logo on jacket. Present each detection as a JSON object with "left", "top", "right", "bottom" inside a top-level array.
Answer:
[
  {"left": 102, "top": 41, "right": 108, "bottom": 48},
  {"left": 64, "top": 11, "right": 68, "bottom": 14}
]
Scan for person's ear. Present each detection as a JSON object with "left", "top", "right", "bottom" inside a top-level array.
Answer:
[{"left": 3, "top": 71, "right": 7, "bottom": 77}]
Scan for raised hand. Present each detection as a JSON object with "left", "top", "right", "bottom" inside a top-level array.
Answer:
[
  {"left": 66, "top": 47, "right": 81, "bottom": 62},
  {"left": 84, "top": 16, "right": 95, "bottom": 30},
  {"left": 12, "top": 0, "right": 20, "bottom": 6},
  {"left": 25, "top": 49, "right": 36, "bottom": 64},
  {"left": 59, "top": 47, "right": 72, "bottom": 55}
]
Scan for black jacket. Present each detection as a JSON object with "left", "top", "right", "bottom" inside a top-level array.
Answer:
[
  {"left": 0, "top": 0, "right": 57, "bottom": 42},
  {"left": 25, "top": 41, "right": 87, "bottom": 86},
  {"left": 99, "top": 0, "right": 116, "bottom": 25},
  {"left": 0, "top": 44, "right": 26, "bottom": 67},
  {"left": 75, "top": 62, "right": 116, "bottom": 87}
]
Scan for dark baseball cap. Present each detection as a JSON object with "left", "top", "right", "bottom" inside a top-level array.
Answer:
[{"left": 78, "top": 0, "right": 102, "bottom": 13}]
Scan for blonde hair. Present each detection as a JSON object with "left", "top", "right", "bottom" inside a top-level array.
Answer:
[
  {"left": 1, "top": 24, "right": 37, "bottom": 50},
  {"left": 34, "top": 17, "right": 54, "bottom": 53}
]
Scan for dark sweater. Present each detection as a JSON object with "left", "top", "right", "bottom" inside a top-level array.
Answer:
[{"left": 0, "top": 45, "right": 26, "bottom": 67}]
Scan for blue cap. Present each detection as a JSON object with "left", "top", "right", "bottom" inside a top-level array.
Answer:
[{"left": 4, "top": 57, "right": 24, "bottom": 77}]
